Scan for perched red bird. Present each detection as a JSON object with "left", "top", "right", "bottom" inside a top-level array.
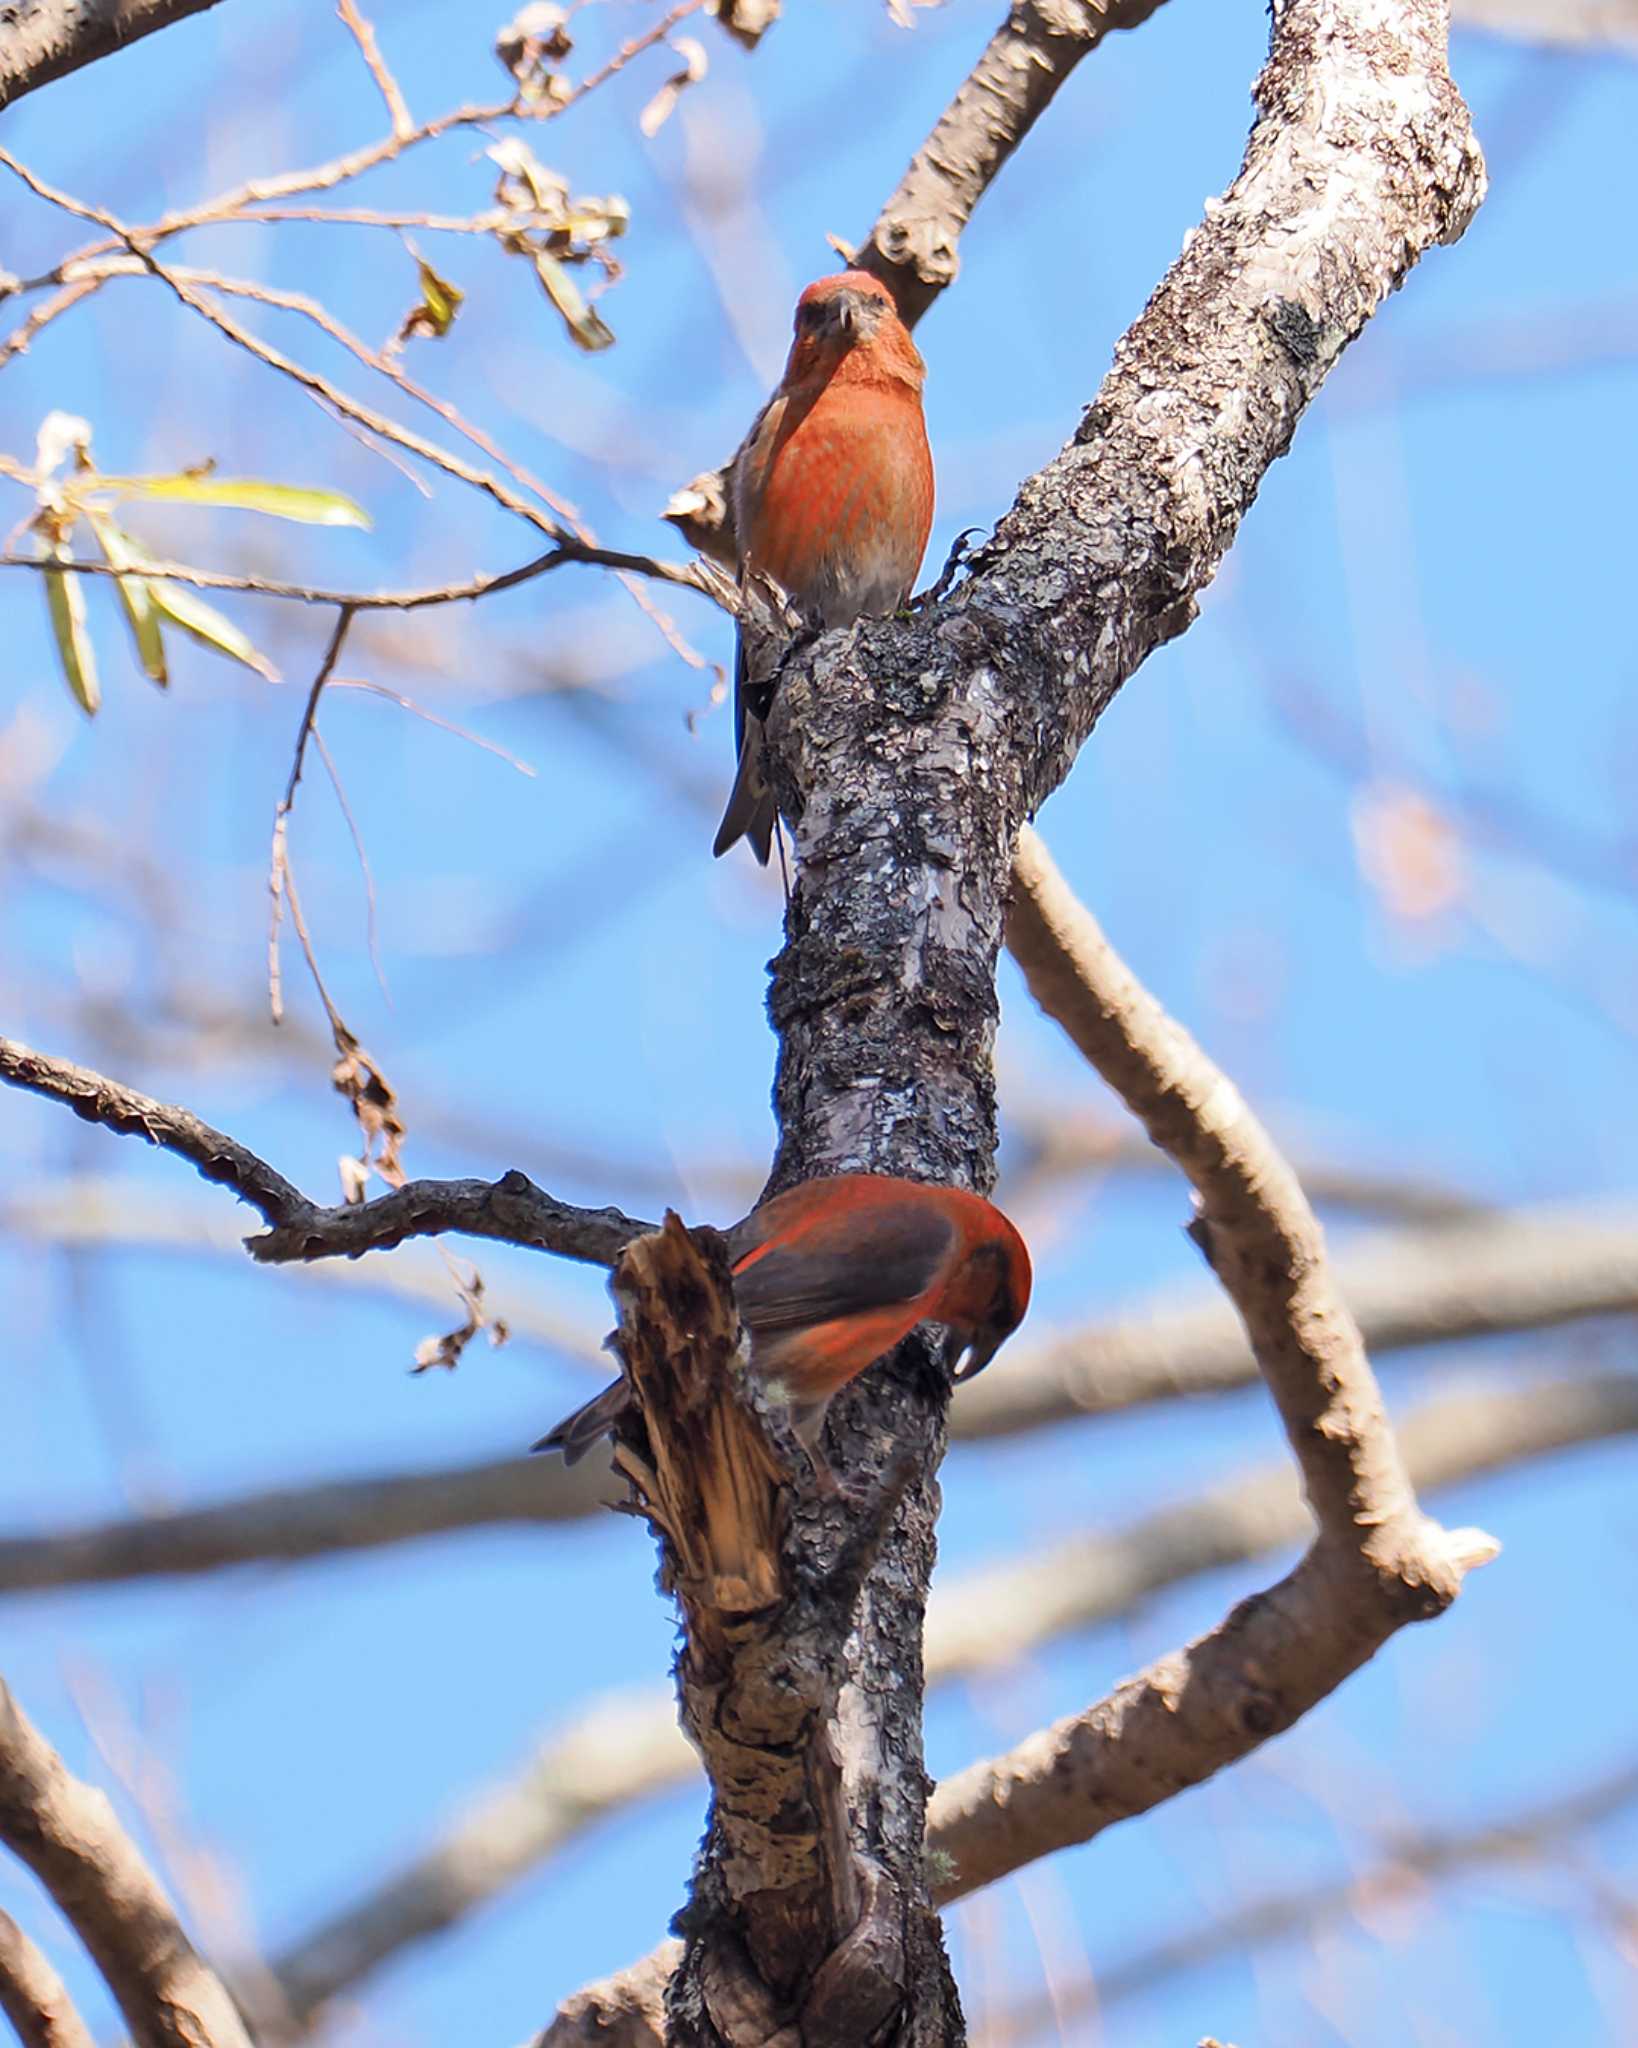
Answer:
[
  {"left": 537, "top": 1174, "right": 1030, "bottom": 1485},
  {"left": 713, "top": 270, "right": 935, "bottom": 863}
]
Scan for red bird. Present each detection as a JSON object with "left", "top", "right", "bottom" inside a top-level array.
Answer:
[
  {"left": 713, "top": 270, "right": 935, "bottom": 863},
  {"left": 537, "top": 1174, "right": 1030, "bottom": 1486}
]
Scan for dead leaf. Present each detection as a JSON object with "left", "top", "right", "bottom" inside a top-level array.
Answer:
[
  {"left": 495, "top": 1, "right": 573, "bottom": 99},
  {"left": 639, "top": 35, "right": 707, "bottom": 138},
  {"left": 411, "top": 1264, "right": 512, "bottom": 1373},
  {"left": 706, "top": 0, "right": 780, "bottom": 49},
  {"left": 329, "top": 1024, "right": 408, "bottom": 1187}
]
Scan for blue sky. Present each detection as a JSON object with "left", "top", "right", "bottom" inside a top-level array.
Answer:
[{"left": 2, "top": 4, "right": 1636, "bottom": 2044}]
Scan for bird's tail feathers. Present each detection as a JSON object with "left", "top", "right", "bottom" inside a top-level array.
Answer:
[
  {"left": 531, "top": 1378, "right": 632, "bottom": 1464},
  {"left": 712, "top": 712, "right": 776, "bottom": 864}
]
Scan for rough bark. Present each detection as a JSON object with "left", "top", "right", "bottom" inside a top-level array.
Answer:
[
  {"left": 678, "top": 3, "right": 1486, "bottom": 2040},
  {"left": 590, "top": 1218, "right": 946, "bottom": 2046},
  {"left": 0, "top": 0, "right": 229, "bottom": 111}
]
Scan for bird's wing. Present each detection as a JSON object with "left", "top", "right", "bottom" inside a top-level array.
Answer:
[{"left": 730, "top": 1201, "right": 956, "bottom": 1333}]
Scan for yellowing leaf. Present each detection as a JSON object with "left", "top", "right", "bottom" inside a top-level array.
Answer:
[
  {"left": 532, "top": 252, "right": 615, "bottom": 352},
  {"left": 415, "top": 258, "right": 463, "bottom": 336},
  {"left": 395, "top": 258, "right": 465, "bottom": 349},
  {"left": 92, "top": 475, "right": 371, "bottom": 528},
  {"left": 84, "top": 509, "right": 167, "bottom": 687},
  {"left": 147, "top": 578, "right": 280, "bottom": 682},
  {"left": 40, "top": 538, "right": 100, "bottom": 715}
]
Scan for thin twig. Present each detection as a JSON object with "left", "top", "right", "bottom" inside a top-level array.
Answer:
[
  {"left": 268, "top": 608, "right": 355, "bottom": 1025},
  {"left": 0, "top": 542, "right": 721, "bottom": 612},
  {"left": 10, "top": 1, "right": 705, "bottom": 288},
  {"left": 336, "top": 0, "right": 413, "bottom": 141}
]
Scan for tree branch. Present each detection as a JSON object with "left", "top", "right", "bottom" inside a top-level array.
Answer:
[
  {"left": 0, "top": 1678, "right": 252, "bottom": 2048},
  {"left": 0, "top": 1035, "right": 652, "bottom": 1267},
  {"left": 955, "top": 1195, "right": 1638, "bottom": 1438},
  {"left": 925, "top": 829, "right": 1498, "bottom": 1901},
  {"left": 0, "top": 1035, "right": 309, "bottom": 1220},
  {"left": 0, "top": 1908, "right": 93, "bottom": 2048},
  {"left": 0, "top": 1454, "right": 616, "bottom": 1594},
  {"left": 0, "top": 540, "right": 723, "bottom": 613},
  {"left": 268, "top": 1368, "right": 1613, "bottom": 2032},
  {"left": 860, "top": 0, "right": 1171, "bottom": 322},
  {"left": 260, "top": 1690, "right": 694, "bottom": 2039},
  {"left": 0, "top": 0, "right": 227, "bottom": 112}
]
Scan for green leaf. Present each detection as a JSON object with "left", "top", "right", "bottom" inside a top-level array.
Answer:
[
  {"left": 531, "top": 253, "right": 615, "bottom": 352},
  {"left": 146, "top": 577, "right": 280, "bottom": 682},
  {"left": 40, "top": 538, "right": 100, "bottom": 715},
  {"left": 90, "top": 475, "right": 371, "bottom": 528},
  {"left": 84, "top": 509, "right": 167, "bottom": 687},
  {"left": 415, "top": 258, "right": 463, "bottom": 337}
]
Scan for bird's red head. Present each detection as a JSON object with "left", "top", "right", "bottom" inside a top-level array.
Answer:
[
  {"left": 784, "top": 270, "right": 923, "bottom": 386},
  {"left": 939, "top": 1197, "right": 1033, "bottom": 1384}
]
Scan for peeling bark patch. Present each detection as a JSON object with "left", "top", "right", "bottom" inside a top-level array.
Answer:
[{"left": 1265, "top": 294, "right": 1323, "bottom": 364}]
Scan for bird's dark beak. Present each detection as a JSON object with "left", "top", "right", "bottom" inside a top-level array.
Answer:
[
  {"left": 823, "top": 291, "right": 867, "bottom": 342},
  {"left": 951, "top": 1329, "right": 1002, "bottom": 1383}
]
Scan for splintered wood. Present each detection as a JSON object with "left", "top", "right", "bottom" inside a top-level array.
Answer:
[{"left": 607, "top": 1213, "right": 785, "bottom": 1627}]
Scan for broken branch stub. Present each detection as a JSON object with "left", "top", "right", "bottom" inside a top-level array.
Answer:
[{"left": 607, "top": 1216, "right": 909, "bottom": 2040}]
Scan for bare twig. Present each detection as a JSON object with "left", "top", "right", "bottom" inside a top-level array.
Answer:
[
  {"left": 0, "top": 149, "right": 723, "bottom": 664},
  {"left": 0, "top": 541, "right": 721, "bottom": 611},
  {"left": 336, "top": 0, "right": 411, "bottom": 140},
  {"left": 267, "top": 608, "right": 356, "bottom": 1025},
  {"left": 0, "top": 1034, "right": 652, "bottom": 1265},
  {"left": 0, "top": 1359, "right": 1623, "bottom": 1602},
  {"left": 0, "top": 1908, "right": 94, "bottom": 2048},
  {"left": 0, "top": 1678, "right": 252, "bottom": 2048},
  {"left": 15, "top": 0, "right": 704, "bottom": 264},
  {"left": 0, "top": 152, "right": 571, "bottom": 540},
  {"left": 1001, "top": 1102, "right": 1488, "bottom": 1225},
  {"left": 0, "top": 1452, "right": 616, "bottom": 1593}
]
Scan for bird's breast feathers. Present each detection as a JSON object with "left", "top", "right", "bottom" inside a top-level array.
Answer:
[{"left": 737, "top": 385, "right": 933, "bottom": 623}]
